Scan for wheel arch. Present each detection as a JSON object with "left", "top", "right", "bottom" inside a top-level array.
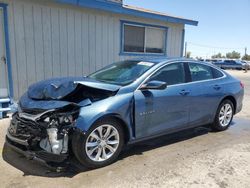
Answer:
[
  {"left": 90, "top": 114, "right": 132, "bottom": 144},
  {"left": 220, "top": 95, "right": 237, "bottom": 114}
]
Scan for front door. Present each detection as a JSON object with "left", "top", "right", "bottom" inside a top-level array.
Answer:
[
  {"left": 134, "top": 62, "right": 190, "bottom": 138},
  {"left": 0, "top": 8, "right": 8, "bottom": 98}
]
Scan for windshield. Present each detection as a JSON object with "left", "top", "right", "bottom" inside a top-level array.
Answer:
[{"left": 88, "top": 60, "right": 155, "bottom": 86}]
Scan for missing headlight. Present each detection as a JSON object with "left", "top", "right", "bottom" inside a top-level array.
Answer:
[
  {"left": 58, "top": 115, "right": 73, "bottom": 125},
  {"left": 39, "top": 127, "right": 69, "bottom": 155},
  {"left": 39, "top": 113, "right": 75, "bottom": 154}
]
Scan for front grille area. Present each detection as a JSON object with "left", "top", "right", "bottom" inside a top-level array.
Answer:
[
  {"left": 9, "top": 113, "right": 45, "bottom": 142},
  {"left": 7, "top": 112, "right": 71, "bottom": 163}
]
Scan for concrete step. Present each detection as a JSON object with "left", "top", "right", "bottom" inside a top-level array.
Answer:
[
  {"left": 0, "top": 107, "right": 11, "bottom": 112},
  {"left": 0, "top": 98, "right": 10, "bottom": 103},
  {"left": 0, "top": 98, "right": 11, "bottom": 119}
]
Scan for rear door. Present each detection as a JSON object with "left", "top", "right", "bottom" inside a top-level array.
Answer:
[
  {"left": 187, "top": 62, "right": 225, "bottom": 126},
  {"left": 134, "top": 62, "right": 190, "bottom": 138},
  {"left": 0, "top": 8, "right": 8, "bottom": 98}
]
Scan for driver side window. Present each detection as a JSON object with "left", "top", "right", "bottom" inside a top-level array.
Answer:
[{"left": 149, "top": 63, "right": 185, "bottom": 86}]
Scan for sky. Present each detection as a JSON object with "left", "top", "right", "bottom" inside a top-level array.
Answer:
[{"left": 124, "top": 0, "right": 250, "bottom": 58}]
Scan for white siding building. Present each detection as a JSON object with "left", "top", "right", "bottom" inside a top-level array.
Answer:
[{"left": 0, "top": 0, "right": 198, "bottom": 117}]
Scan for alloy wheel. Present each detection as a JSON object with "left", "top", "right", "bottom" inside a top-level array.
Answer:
[
  {"left": 219, "top": 103, "right": 233, "bottom": 127},
  {"left": 85, "top": 124, "right": 120, "bottom": 162}
]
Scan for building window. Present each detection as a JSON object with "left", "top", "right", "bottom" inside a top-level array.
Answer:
[
  {"left": 124, "top": 25, "right": 145, "bottom": 53},
  {"left": 121, "top": 21, "right": 167, "bottom": 55},
  {"left": 145, "top": 27, "right": 165, "bottom": 53}
]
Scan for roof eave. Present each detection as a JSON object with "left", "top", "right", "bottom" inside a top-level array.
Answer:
[
  {"left": 56, "top": 0, "right": 198, "bottom": 26},
  {"left": 122, "top": 7, "right": 198, "bottom": 26}
]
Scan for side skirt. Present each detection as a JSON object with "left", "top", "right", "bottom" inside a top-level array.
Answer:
[{"left": 127, "top": 123, "right": 210, "bottom": 145}]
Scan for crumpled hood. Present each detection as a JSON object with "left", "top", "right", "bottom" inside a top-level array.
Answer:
[{"left": 27, "top": 77, "right": 121, "bottom": 100}]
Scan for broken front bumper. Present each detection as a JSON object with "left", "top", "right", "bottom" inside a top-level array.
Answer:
[
  {"left": 5, "top": 113, "right": 69, "bottom": 164},
  {"left": 5, "top": 133, "right": 68, "bottom": 163}
]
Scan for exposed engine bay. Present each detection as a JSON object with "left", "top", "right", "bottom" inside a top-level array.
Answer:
[
  {"left": 8, "top": 105, "right": 79, "bottom": 162},
  {"left": 6, "top": 77, "right": 120, "bottom": 164}
]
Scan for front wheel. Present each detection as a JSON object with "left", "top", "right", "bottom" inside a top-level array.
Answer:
[
  {"left": 72, "top": 118, "right": 124, "bottom": 169},
  {"left": 211, "top": 99, "right": 234, "bottom": 131}
]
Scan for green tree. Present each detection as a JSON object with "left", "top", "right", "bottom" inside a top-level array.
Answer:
[
  {"left": 242, "top": 54, "right": 250, "bottom": 61},
  {"left": 226, "top": 51, "right": 241, "bottom": 59},
  {"left": 196, "top": 56, "right": 203, "bottom": 60},
  {"left": 211, "top": 53, "right": 223, "bottom": 59},
  {"left": 186, "top": 51, "right": 191, "bottom": 58}
]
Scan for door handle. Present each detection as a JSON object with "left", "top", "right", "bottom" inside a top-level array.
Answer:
[
  {"left": 179, "top": 90, "right": 190, "bottom": 96},
  {"left": 213, "top": 85, "right": 221, "bottom": 90}
]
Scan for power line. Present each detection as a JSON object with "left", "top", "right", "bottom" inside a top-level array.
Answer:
[
  {"left": 187, "top": 42, "right": 245, "bottom": 50},
  {"left": 185, "top": 42, "right": 248, "bottom": 58}
]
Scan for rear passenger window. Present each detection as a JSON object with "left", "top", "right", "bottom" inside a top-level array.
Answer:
[
  {"left": 149, "top": 63, "right": 185, "bottom": 85},
  {"left": 189, "top": 63, "right": 213, "bottom": 81},
  {"left": 212, "top": 68, "right": 224, "bottom": 78}
]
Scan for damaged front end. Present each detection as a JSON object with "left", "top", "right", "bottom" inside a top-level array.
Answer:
[
  {"left": 6, "top": 105, "right": 79, "bottom": 163},
  {"left": 5, "top": 77, "right": 120, "bottom": 166}
]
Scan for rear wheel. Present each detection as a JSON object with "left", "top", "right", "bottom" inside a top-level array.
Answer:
[
  {"left": 211, "top": 99, "right": 234, "bottom": 131},
  {"left": 72, "top": 118, "right": 124, "bottom": 169}
]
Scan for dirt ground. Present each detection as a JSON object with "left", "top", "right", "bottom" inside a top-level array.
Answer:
[{"left": 0, "top": 70, "right": 250, "bottom": 188}]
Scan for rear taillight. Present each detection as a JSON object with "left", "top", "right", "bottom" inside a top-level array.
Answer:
[{"left": 240, "top": 81, "right": 244, "bottom": 89}]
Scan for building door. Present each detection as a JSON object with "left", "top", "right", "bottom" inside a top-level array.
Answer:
[{"left": 0, "top": 8, "right": 8, "bottom": 98}]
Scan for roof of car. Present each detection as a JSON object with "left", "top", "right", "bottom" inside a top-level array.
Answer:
[{"left": 129, "top": 57, "right": 194, "bottom": 63}]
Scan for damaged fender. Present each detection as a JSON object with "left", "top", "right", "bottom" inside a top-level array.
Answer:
[{"left": 75, "top": 93, "right": 135, "bottom": 139}]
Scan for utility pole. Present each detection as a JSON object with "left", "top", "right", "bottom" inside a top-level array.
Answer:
[
  {"left": 184, "top": 42, "right": 187, "bottom": 57},
  {"left": 245, "top": 47, "right": 247, "bottom": 56}
]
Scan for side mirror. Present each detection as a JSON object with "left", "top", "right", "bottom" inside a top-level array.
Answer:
[{"left": 140, "top": 80, "right": 167, "bottom": 90}]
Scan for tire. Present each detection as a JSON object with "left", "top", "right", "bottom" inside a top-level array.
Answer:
[
  {"left": 72, "top": 118, "right": 124, "bottom": 169},
  {"left": 211, "top": 99, "right": 234, "bottom": 131}
]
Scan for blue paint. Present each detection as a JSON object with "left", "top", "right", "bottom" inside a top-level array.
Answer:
[
  {"left": 27, "top": 76, "right": 120, "bottom": 100},
  {"left": 19, "top": 93, "right": 74, "bottom": 110},
  {"left": 181, "top": 29, "right": 185, "bottom": 57},
  {"left": 0, "top": 3, "right": 14, "bottom": 99},
  {"left": 19, "top": 58, "right": 244, "bottom": 141},
  {"left": 8, "top": 56, "right": 244, "bottom": 167},
  {"left": 58, "top": 0, "right": 122, "bottom": 6},
  {"left": 121, "top": 20, "right": 169, "bottom": 30},
  {"left": 56, "top": 0, "right": 198, "bottom": 26},
  {"left": 119, "top": 20, "right": 168, "bottom": 57},
  {"left": 75, "top": 93, "right": 135, "bottom": 139}
]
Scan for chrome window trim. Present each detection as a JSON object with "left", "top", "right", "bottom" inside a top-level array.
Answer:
[{"left": 136, "top": 60, "right": 226, "bottom": 91}]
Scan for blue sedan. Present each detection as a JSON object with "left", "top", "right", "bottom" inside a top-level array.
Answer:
[{"left": 6, "top": 58, "right": 244, "bottom": 169}]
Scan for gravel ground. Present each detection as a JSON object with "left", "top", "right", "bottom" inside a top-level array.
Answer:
[{"left": 0, "top": 70, "right": 250, "bottom": 188}]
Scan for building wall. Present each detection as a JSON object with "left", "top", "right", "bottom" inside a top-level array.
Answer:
[{"left": 1, "top": 0, "right": 184, "bottom": 99}]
